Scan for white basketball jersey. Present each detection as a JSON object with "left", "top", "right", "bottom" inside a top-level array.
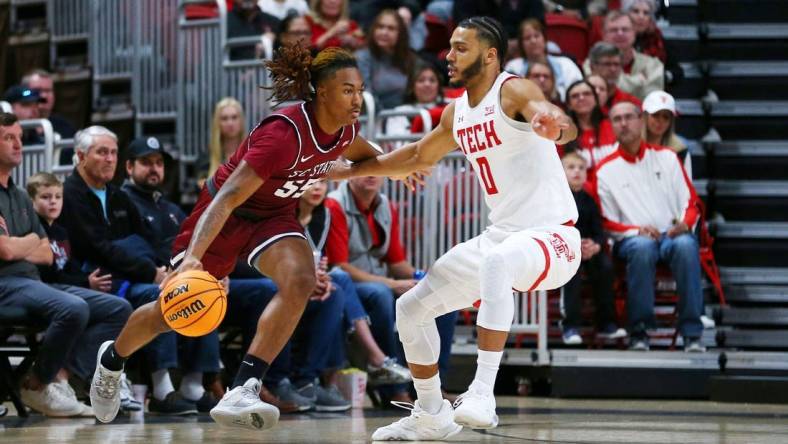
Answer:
[{"left": 452, "top": 72, "right": 578, "bottom": 231}]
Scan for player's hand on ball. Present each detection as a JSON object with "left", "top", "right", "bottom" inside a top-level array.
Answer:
[
  {"left": 532, "top": 110, "right": 569, "bottom": 141},
  {"left": 160, "top": 256, "right": 203, "bottom": 289}
]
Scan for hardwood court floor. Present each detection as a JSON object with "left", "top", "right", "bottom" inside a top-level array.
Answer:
[{"left": 2, "top": 397, "right": 787, "bottom": 443}]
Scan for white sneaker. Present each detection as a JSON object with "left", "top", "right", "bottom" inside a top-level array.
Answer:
[
  {"left": 453, "top": 383, "right": 498, "bottom": 429},
  {"left": 371, "top": 399, "right": 462, "bottom": 441},
  {"left": 52, "top": 380, "right": 94, "bottom": 417},
  {"left": 90, "top": 340, "right": 123, "bottom": 423},
  {"left": 20, "top": 383, "right": 85, "bottom": 417},
  {"left": 210, "top": 378, "right": 279, "bottom": 431}
]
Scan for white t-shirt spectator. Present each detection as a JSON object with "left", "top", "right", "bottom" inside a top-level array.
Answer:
[
  {"left": 504, "top": 54, "right": 583, "bottom": 101},
  {"left": 258, "top": 0, "right": 309, "bottom": 20},
  {"left": 596, "top": 141, "right": 699, "bottom": 241}
]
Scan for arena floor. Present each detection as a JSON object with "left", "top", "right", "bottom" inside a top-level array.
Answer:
[{"left": 2, "top": 397, "right": 787, "bottom": 443}]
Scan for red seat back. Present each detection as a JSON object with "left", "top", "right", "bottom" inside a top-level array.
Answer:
[{"left": 544, "top": 13, "right": 590, "bottom": 63}]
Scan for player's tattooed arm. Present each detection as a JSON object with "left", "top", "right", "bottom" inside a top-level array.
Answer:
[{"left": 329, "top": 102, "right": 458, "bottom": 180}]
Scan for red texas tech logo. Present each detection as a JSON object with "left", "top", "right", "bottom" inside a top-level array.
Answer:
[{"left": 549, "top": 233, "right": 575, "bottom": 262}]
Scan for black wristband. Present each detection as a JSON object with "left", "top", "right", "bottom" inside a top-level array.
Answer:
[{"left": 554, "top": 129, "right": 563, "bottom": 142}]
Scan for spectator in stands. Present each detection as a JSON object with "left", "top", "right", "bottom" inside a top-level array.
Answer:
[
  {"left": 356, "top": 9, "right": 417, "bottom": 110},
  {"left": 622, "top": 0, "right": 664, "bottom": 62},
  {"left": 300, "top": 180, "right": 412, "bottom": 391},
  {"left": 326, "top": 177, "right": 458, "bottom": 402},
  {"left": 526, "top": 61, "right": 563, "bottom": 108},
  {"left": 596, "top": 101, "right": 705, "bottom": 352},
  {"left": 26, "top": 172, "right": 141, "bottom": 413},
  {"left": 0, "top": 113, "right": 127, "bottom": 417},
  {"left": 385, "top": 62, "right": 447, "bottom": 136},
  {"left": 307, "top": 0, "right": 364, "bottom": 50},
  {"left": 3, "top": 85, "right": 40, "bottom": 121},
  {"left": 61, "top": 129, "right": 220, "bottom": 414},
  {"left": 504, "top": 19, "right": 584, "bottom": 101},
  {"left": 274, "top": 13, "right": 314, "bottom": 53},
  {"left": 543, "top": 0, "right": 608, "bottom": 18},
  {"left": 642, "top": 90, "right": 692, "bottom": 178},
  {"left": 22, "top": 69, "right": 77, "bottom": 141},
  {"left": 560, "top": 151, "right": 625, "bottom": 345},
  {"left": 587, "top": 74, "right": 610, "bottom": 113},
  {"left": 227, "top": 0, "right": 281, "bottom": 60},
  {"left": 623, "top": 0, "right": 683, "bottom": 86},
  {"left": 564, "top": 80, "right": 616, "bottom": 182},
  {"left": 203, "top": 98, "right": 246, "bottom": 181},
  {"left": 259, "top": 0, "right": 309, "bottom": 20},
  {"left": 3, "top": 85, "right": 45, "bottom": 147},
  {"left": 596, "top": 10, "right": 664, "bottom": 99},
  {"left": 584, "top": 42, "right": 642, "bottom": 115}
]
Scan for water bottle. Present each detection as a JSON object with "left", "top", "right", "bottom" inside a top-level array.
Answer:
[{"left": 413, "top": 269, "right": 426, "bottom": 280}]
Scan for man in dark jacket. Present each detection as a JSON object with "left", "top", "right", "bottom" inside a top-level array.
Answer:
[
  {"left": 560, "top": 151, "right": 625, "bottom": 345},
  {"left": 61, "top": 128, "right": 218, "bottom": 415}
]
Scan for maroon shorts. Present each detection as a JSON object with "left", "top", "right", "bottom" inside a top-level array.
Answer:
[{"left": 171, "top": 202, "right": 305, "bottom": 279}]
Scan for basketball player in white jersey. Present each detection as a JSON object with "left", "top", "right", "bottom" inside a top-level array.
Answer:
[{"left": 330, "top": 16, "right": 580, "bottom": 440}]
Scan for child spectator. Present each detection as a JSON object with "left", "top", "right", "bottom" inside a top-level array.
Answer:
[
  {"left": 560, "top": 152, "right": 625, "bottom": 345},
  {"left": 27, "top": 173, "right": 113, "bottom": 292}
]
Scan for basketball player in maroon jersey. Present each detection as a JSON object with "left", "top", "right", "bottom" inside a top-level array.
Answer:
[{"left": 88, "top": 46, "right": 406, "bottom": 431}]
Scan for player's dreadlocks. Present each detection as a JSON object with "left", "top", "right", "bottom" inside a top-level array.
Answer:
[
  {"left": 264, "top": 44, "right": 358, "bottom": 105},
  {"left": 457, "top": 16, "right": 508, "bottom": 69}
]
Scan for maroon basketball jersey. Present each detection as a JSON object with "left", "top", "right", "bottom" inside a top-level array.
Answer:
[{"left": 212, "top": 102, "right": 360, "bottom": 219}]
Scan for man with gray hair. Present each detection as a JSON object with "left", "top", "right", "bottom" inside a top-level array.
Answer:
[
  {"left": 583, "top": 10, "right": 664, "bottom": 99},
  {"left": 60, "top": 126, "right": 221, "bottom": 416},
  {"left": 584, "top": 41, "right": 643, "bottom": 115}
]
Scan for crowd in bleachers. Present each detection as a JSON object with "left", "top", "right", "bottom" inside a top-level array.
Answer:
[{"left": 1, "top": 0, "right": 716, "bottom": 418}]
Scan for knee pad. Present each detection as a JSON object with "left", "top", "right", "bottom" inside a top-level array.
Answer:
[
  {"left": 395, "top": 288, "right": 441, "bottom": 366},
  {"left": 477, "top": 251, "right": 516, "bottom": 331}
]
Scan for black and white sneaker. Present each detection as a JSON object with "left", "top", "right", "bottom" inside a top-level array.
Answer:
[{"left": 148, "top": 391, "right": 197, "bottom": 415}]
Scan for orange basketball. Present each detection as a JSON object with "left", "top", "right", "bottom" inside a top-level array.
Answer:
[{"left": 159, "top": 270, "right": 227, "bottom": 337}]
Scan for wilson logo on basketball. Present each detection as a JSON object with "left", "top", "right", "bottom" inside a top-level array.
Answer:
[
  {"left": 166, "top": 299, "right": 207, "bottom": 322},
  {"left": 163, "top": 283, "right": 189, "bottom": 304}
]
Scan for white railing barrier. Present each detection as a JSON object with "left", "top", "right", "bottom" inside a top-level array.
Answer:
[{"left": 14, "top": 119, "right": 54, "bottom": 189}]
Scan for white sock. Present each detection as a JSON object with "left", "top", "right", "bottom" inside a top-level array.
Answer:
[
  {"left": 413, "top": 374, "right": 443, "bottom": 414},
  {"left": 473, "top": 350, "right": 503, "bottom": 393},
  {"left": 179, "top": 372, "right": 205, "bottom": 401},
  {"left": 152, "top": 369, "right": 175, "bottom": 401}
]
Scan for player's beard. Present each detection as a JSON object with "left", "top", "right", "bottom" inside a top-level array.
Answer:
[{"left": 449, "top": 55, "right": 483, "bottom": 87}]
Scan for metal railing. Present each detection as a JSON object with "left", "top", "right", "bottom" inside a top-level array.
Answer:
[
  {"left": 14, "top": 119, "right": 54, "bottom": 189},
  {"left": 176, "top": 0, "right": 225, "bottom": 197},
  {"left": 133, "top": 0, "right": 179, "bottom": 132},
  {"left": 91, "top": 0, "right": 134, "bottom": 97},
  {"left": 48, "top": 0, "right": 90, "bottom": 65}
]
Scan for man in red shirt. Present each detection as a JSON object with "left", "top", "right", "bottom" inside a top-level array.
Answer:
[{"left": 325, "top": 176, "right": 457, "bottom": 404}]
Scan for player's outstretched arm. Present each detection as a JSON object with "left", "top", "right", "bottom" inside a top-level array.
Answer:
[
  {"left": 503, "top": 78, "right": 577, "bottom": 145},
  {"left": 328, "top": 102, "right": 458, "bottom": 180},
  {"left": 162, "top": 161, "right": 263, "bottom": 287}
]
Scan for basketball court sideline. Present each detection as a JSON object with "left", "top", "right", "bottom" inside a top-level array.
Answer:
[{"left": 2, "top": 397, "right": 787, "bottom": 443}]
